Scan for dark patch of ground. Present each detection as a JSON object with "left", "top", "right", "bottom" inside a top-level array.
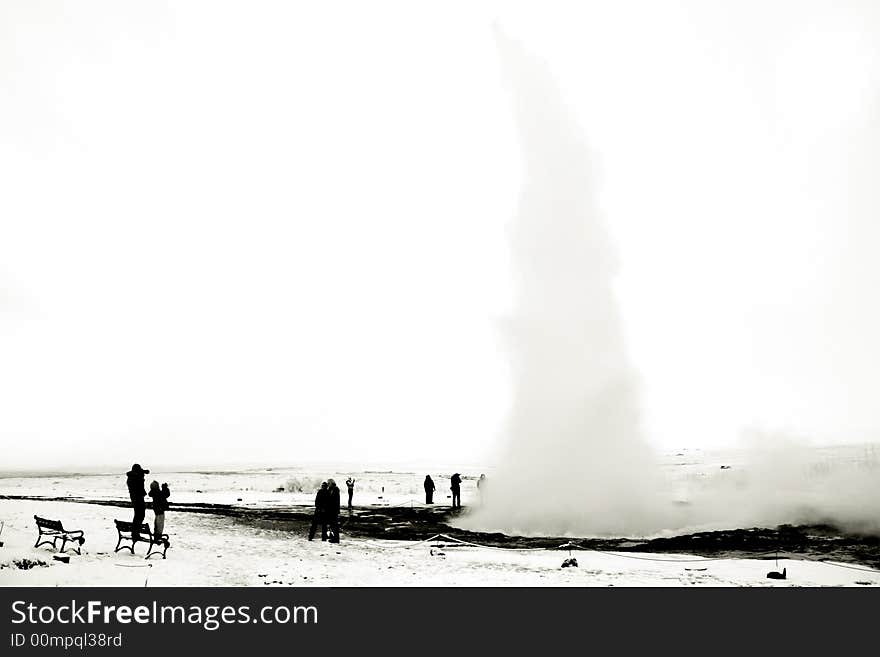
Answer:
[{"left": 4, "top": 494, "right": 878, "bottom": 570}]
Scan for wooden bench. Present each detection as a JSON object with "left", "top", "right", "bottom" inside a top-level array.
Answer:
[
  {"left": 33, "top": 515, "right": 85, "bottom": 555},
  {"left": 113, "top": 520, "right": 170, "bottom": 559}
]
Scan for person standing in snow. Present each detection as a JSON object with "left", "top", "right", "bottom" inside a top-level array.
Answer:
[
  {"left": 308, "top": 482, "right": 329, "bottom": 541},
  {"left": 148, "top": 480, "right": 171, "bottom": 547},
  {"left": 345, "top": 477, "right": 355, "bottom": 513},
  {"left": 450, "top": 473, "right": 462, "bottom": 509},
  {"left": 424, "top": 475, "right": 436, "bottom": 504},
  {"left": 126, "top": 463, "right": 149, "bottom": 542},
  {"left": 326, "top": 479, "right": 341, "bottom": 543}
]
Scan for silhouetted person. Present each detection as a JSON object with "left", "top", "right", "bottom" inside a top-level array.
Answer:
[
  {"left": 126, "top": 463, "right": 149, "bottom": 541},
  {"left": 309, "top": 482, "right": 329, "bottom": 541},
  {"left": 346, "top": 477, "right": 355, "bottom": 513},
  {"left": 450, "top": 473, "right": 462, "bottom": 509},
  {"left": 148, "top": 480, "right": 171, "bottom": 547},
  {"left": 424, "top": 475, "right": 436, "bottom": 504},
  {"left": 326, "top": 479, "right": 341, "bottom": 543}
]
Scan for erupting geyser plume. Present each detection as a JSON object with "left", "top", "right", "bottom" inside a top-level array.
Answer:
[{"left": 460, "top": 29, "right": 670, "bottom": 537}]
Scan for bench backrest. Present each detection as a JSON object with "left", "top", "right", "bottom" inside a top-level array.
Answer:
[
  {"left": 34, "top": 515, "right": 64, "bottom": 531},
  {"left": 114, "top": 520, "right": 151, "bottom": 535}
]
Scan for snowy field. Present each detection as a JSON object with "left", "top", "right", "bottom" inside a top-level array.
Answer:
[
  {"left": 1, "top": 444, "right": 879, "bottom": 587},
  {"left": 1, "top": 499, "right": 877, "bottom": 587}
]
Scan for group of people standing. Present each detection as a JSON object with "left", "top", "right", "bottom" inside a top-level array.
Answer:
[
  {"left": 424, "top": 472, "right": 486, "bottom": 507},
  {"left": 308, "top": 478, "right": 341, "bottom": 543},
  {"left": 422, "top": 474, "right": 462, "bottom": 506},
  {"left": 307, "top": 472, "right": 487, "bottom": 543},
  {"left": 124, "top": 465, "right": 486, "bottom": 549},
  {"left": 125, "top": 463, "right": 171, "bottom": 545}
]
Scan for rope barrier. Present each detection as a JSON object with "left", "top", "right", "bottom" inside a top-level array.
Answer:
[
  {"left": 392, "top": 534, "right": 786, "bottom": 559},
  {"left": 585, "top": 550, "right": 775, "bottom": 563},
  {"left": 400, "top": 533, "right": 445, "bottom": 549},
  {"left": 359, "top": 534, "right": 879, "bottom": 576},
  {"left": 357, "top": 533, "right": 446, "bottom": 550},
  {"left": 113, "top": 563, "right": 154, "bottom": 568},
  {"left": 567, "top": 545, "right": 785, "bottom": 563},
  {"left": 775, "top": 553, "right": 880, "bottom": 575},
  {"left": 431, "top": 533, "right": 551, "bottom": 552}
]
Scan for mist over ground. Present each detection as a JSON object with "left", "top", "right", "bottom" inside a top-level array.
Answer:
[{"left": 676, "top": 437, "right": 880, "bottom": 536}]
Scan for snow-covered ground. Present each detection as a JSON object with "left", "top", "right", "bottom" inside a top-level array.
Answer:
[
  {"left": 2, "top": 445, "right": 879, "bottom": 587},
  {"left": 0, "top": 499, "right": 877, "bottom": 587}
]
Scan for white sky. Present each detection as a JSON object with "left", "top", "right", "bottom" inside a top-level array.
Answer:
[{"left": 2, "top": 1, "right": 880, "bottom": 470}]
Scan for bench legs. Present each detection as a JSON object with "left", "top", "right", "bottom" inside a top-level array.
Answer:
[
  {"left": 34, "top": 532, "right": 83, "bottom": 555},
  {"left": 61, "top": 532, "right": 84, "bottom": 555},
  {"left": 116, "top": 534, "right": 169, "bottom": 559},
  {"left": 37, "top": 527, "right": 162, "bottom": 559},
  {"left": 34, "top": 535, "right": 56, "bottom": 551},
  {"left": 114, "top": 535, "right": 136, "bottom": 555},
  {"left": 145, "top": 536, "right": 169, "bottom": 560}
]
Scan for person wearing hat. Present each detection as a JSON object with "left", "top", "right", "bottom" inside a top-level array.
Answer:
[
  {"left": 450, "top": 473, "right": 462, "bottom": 509},
  {"left": 126, "top": 464, "right": 149, "bottom": 542}
]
